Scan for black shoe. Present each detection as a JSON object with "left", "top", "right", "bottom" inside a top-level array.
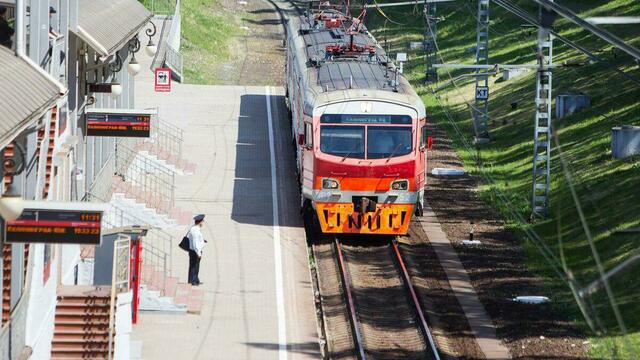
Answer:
[{"left": 195, "top": 281, "right": 203, "bottom": 286}]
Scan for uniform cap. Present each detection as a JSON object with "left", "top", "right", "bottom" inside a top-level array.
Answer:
[
  {"left": 49, "top": 6, "right": 57, "bottom": 14},
  {"left": 193, "top": 214, "right": 205, "bottom": 222}
]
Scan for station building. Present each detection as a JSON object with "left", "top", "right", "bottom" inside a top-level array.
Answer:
[{"left": 0, "top": 0, "right": 184, "bottom": 358}]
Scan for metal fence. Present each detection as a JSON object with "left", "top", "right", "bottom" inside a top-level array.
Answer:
[
  {"left": 85, "top": 133, "right": 177, "bottom": 297},
  {"left": 165, "top": 0, "right": 183, "bottom": 82},
  {"left": 147, "top": 114, "right": 184, "bottom": 161},
  {"left": 114, "top": 143, "right": 176, "bottom": 214},
  {"left": 99, "top": 199, "right": 174, "bottom": 296}
]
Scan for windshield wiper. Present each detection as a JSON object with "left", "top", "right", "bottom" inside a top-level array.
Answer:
[
  {"left": 385, "top": 142, "right": 404, "bottom": 163},
  {"left": 341, "top": 142, "right": 361, "bottom": 162}
]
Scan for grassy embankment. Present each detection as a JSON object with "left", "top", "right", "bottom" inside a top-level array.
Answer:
[
  {"left": 141, "top": 0, "right": 241, "bottom": 84},
  {"left": 366, "top": 1, "right": 640, "bottom": 358}
]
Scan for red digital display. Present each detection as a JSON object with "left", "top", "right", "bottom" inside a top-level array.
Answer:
[
  {"left": 5, "top": 209, "right": 103, "bottom": 245},
  {"left": 86, "top": 112, "right": 151, "bottom": 138}
]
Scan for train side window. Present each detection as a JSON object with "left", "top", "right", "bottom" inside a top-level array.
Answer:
[
  {"left": 420, "top": 125, "right": 428, "bottom": 149},
  {"left": 304, "top": 122, "right": 313, "bottom": 147}
]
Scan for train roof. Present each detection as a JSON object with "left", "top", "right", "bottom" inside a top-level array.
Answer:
[{"left": 290, "top": 9, "right": 420, "bottom": 104}]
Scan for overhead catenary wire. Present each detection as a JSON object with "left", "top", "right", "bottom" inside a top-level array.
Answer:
[
  {"left": 492, "top": 0, "right": 640, "bottom": 88},
  {"left": 422, "top": 3, "right": 629, "bottom": 343},
  {"left": 553, "top": 131, "right": 638, "bottom": 360},
  {"left": 424, "top": 2, "right": 638, "bottom": 355}
]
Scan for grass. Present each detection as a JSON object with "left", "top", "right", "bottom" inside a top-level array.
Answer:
[
  {"left": 366, "top": 1, "right": 640, "bottom": 358},
  {"left": 140, "top": 0, "right": 242, "bottom": 84},
  {"left": 181, "top": 0, "right": 241, "bottom": 84}
]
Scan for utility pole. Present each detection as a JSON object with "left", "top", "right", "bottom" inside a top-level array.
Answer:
[
  {"left": 424, "top": 0, "right": 438, "bottom": 83},
  {"left": 473, "top": 0, "right": 490, "bottom": 143},
  {"left": 531, "top": 3, "right": 555, "bottom": 219}
]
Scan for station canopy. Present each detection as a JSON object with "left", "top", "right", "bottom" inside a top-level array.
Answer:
[
  {"left": 0, "top": 47, "right": 63, "bottom": 149},
  {"left": 73, "top": 0, "right": 153, "bottom": 58}
]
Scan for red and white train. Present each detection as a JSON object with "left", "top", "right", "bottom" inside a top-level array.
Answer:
[{"left": 285, "top": 7, "right": 430, "bottom": 235}]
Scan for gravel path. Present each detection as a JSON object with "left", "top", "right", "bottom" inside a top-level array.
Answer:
[{"left": 424, "top": 121, "right": 590, "bottom": 359}]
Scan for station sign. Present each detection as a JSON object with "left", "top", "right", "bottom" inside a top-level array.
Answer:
[
  {"left": 4, "top": 201, "right": 108, "bottom": 245},
  {"left": 85, "top": 109, "right": 154, "bottom": 138},
  {"left": 476, "top": 86, "right": 489, "bottom": 101},
  {"left": 154, "top": 68, "right": 172, "bottom": 92}
]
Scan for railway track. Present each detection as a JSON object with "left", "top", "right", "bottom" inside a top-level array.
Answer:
[{"left": 313, "top": 237, "right": 440, "bottom": 359}]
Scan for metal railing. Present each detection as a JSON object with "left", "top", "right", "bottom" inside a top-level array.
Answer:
[
  {"left": 164, "top": 0, "right": 183, "bottom": 82},
  {"left": 165, "top": 46, "right": 183, "bottom": 82},
  {"left": 146, "top": 114, "right": 184, "bottom": 161},
  {"left": 87, "top": 152, "right": 116, "bottom": 203},
  {"left": 115, "top": 142, "right": 176, "bottom": 213},
  {"left": 98, "top": 199, "right": 174, "bottom": 296}
]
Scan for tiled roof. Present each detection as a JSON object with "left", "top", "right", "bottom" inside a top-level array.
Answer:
[
  {"left": 0, "top": 47, "right": 62, "bottom": 149},
  {"left": 75, "top": 0, "right": 153, "bottom": 57}
]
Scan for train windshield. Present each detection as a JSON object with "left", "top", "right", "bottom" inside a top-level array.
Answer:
[
  {"left": 320, "top": 126, "right": 365, "bottom": 159},
  {"left": 367, "top": 127, "right": 412, "bottom": 159}
]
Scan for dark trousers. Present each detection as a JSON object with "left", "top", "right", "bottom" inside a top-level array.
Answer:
[{"left": 188, "top": 250, "right": 201, "bottom": 284}]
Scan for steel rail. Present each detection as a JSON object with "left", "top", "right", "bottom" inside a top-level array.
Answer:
[
  {"left": 334, "top": 238, "right": 367, "bottom": 360},
  {"left": 391, "top": 239, "right": 441, "bottom": 360}
]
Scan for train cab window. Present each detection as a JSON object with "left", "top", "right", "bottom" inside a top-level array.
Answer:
[
  {"left": 320, "top": 126, "right": 365, "bottom": 159},
  {"left": 367, "top": 127, "right": 412, "bottom": 159},
  {"left": 420, "top": 125, "right": 428, "bottom": 149},
  {"left": 304, "top": 122, "right": 313, "bottom": 147}
]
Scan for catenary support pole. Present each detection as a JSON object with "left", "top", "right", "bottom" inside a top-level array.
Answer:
[
  {"left": 424, "top": 0, "right": 438, "bottom": 83},
  {"left": 531, "top": 3, "right": 554, "bottom": 219},
  {"left": 473, "top": 0, "right": 491, "bottom": 143}
]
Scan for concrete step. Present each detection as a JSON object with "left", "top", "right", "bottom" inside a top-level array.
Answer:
[
  {"left": 187, "top": 288, "right": 204, "bottom": 315},
  {"left": 164, "top": 276, "right": 179, "bottom": 298}
]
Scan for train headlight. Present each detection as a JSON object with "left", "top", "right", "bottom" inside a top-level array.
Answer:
[
  {"left": 391, "top": 180, "right": 408, "bottom": 191},
  {"left": 322, "top": 178, "right": 340, "bottom": 190}
]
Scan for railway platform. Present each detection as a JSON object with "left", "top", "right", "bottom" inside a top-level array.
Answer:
[{"left": 129, "top": 32, "right": 319, "bottom": 359}]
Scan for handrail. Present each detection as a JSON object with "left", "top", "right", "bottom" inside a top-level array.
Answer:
[{"left": 91, "top": 192, "right": 175, "bottom": 293}]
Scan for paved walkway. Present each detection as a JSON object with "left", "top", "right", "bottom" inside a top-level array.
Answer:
[
  {"left": 130, "top": 20, "right": 319, "bottom": 360},
  {"left": 419, "top": 205, "right": 511, "bottom": 359}
]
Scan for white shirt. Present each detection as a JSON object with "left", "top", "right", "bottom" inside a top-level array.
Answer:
[{"left": 187, "top": 225, "right": 205, "bottom": 256}]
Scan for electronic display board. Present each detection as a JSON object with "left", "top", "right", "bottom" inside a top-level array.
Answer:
[
  {"left": 85, "top": 109, "right": 152, "bottom": 138},
  {"left": 4, "top": 209, "right": 103, "bottom": 245},
  {"left": 320, "top": 114, "right": 412, "bottom": 124}
]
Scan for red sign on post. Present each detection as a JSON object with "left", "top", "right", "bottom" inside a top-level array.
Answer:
[{"left": 154, "top": 68, "right": 172, "bottom": 92}]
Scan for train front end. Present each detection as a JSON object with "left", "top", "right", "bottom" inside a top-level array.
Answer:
[{"left": 309, "top": 100, "right": 427, "bottom": 235}]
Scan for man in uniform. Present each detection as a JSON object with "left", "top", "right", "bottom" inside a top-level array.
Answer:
[{"left": 187, "top": 214, "right": 206, "bottom": 286}]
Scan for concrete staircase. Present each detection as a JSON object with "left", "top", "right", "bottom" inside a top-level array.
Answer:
[
  {"left": 136, "top": 141, "right": 196, "bottom": 175},
  {"left": 112, "top": 176, "right": 191, "bottom": 226},
  {"left": 51, "top": 287, "right": 112, "bottom": 360},
  {"left": 140, "top": 265, "right": 203, "bottom": 315}
]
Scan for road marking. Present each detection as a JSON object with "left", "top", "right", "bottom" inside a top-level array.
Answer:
[{"left": 266, "top": 86, "right": 288, "bottom": 360}]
